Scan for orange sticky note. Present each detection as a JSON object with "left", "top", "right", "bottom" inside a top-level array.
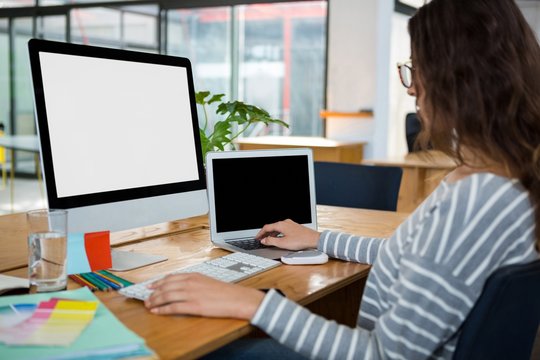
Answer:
[{"left": 84, "top": 231, "right": 112, "bottom": 270}]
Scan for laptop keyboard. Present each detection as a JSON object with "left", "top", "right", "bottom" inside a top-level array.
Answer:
[
  {"left": 226, "top": 238, "right": 271, "bottom": 250},
  {"left": 119, "top": 252, "right": 281, "bottom": 301}
]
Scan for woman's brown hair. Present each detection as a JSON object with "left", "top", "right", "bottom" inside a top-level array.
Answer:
[{"left": 409, "top": 0, "right": 540, "bottom": 249}]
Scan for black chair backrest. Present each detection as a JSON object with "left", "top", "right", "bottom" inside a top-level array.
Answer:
[
  {"left": 453, "top": 259, "right": 540, "bottom": 360},
  {"left": 406, "top": 112, "right": 421, "bottom": 153},
  {"left": 314, "top": 161, "right": 402, "bottom": 211}
]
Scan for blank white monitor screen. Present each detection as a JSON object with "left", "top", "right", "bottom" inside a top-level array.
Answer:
[
  {"left": 41, "top": 53, "right": 199, "bottom": 197},
  {"left": 28, "top": 39, "right": 208, "bottom": 234}
]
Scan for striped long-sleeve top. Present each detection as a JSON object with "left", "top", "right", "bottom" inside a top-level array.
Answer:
[{"left": 251, "top": 173, "right": 538, "bottom": 359}]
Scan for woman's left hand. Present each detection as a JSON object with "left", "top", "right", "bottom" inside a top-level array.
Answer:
[{"left": 144, "top": 272, "right": 265, "bottom": 320}]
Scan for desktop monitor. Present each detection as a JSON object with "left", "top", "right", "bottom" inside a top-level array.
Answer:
[{"left": 28, "top": 39, "right": 208, "bottom": 270}]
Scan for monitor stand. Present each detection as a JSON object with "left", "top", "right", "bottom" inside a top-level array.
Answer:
[{"left": 109, "top": 250, "right": 167, "bottom": 271}]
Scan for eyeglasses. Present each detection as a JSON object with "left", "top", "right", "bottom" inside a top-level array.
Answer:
[{"left": 397, "top": 60, "right": 414, "bottom": 88}]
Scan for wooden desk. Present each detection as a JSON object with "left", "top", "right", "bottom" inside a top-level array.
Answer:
[
  {"left": 363, "top": 151, "right": 456, "bottom": 213},
  {"left": 0, "top": 215, "right": 208, "bottom": 273},
  {"left": 1, "top": 206, "right": 408, "bottom": 359},
  {"left": 236, "top": 136, "right": 365, "bottom": 164}
]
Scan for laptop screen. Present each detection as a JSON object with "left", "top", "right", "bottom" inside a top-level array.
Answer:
[{"left": 211, "top": 153, "right": 313, "bottom": 233}]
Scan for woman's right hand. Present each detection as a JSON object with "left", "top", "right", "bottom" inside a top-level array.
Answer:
[{"left": 255, "top": 219, "right": 321, "bottom": 251}]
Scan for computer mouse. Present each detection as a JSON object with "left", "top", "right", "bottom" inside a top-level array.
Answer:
[{"left": 281, "top": 250, "right": 329, "bottom": 265}]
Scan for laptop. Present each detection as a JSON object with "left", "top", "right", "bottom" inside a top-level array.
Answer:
[{"left": 206, "top": 148, "right": 317, "bottom": 259}]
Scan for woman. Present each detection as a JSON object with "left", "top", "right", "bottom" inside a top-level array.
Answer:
[{"left": 145, "top": 0, "right": 540, "bottom": 358}]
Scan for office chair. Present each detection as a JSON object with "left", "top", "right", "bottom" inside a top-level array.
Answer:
[
  {"left": 314, "top": 161, "right": 402, "bottom": 211},
  {"left": 453, "top": 259, "right": 540, "bottom": 360},
  {"left": 405, "top": 112, "right": 421, "bottom": 153}
]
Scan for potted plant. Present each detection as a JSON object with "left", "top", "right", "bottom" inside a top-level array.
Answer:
[{"left": 195, "top": 91, "right": 289, "bottom": 160}]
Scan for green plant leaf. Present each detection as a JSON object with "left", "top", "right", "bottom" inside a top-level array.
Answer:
[
  {"left": 271, "top": 118, "right": 289, "bottom": 127},
  {"left": 209, "top": 121, "right": 232, "bottom": 150},
  {"left": 237, "top": 108, "right": 248, "bottom": 120},
  {"left": 216, "top": 102, "right": 236, "bottom": 116},
  {"left": 208, "top": 94, "right": 225, "bottom": 104},
  {"left": 228, "top": 114, "right": 249, "bottom": 125},
  {"left": 195, "top": 91, "right": 210, "bottom": 105},
  {"left": 199, "top": 128, "right": 211, "bottom": 161}
]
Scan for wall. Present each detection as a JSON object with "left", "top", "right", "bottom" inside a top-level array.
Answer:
[
  {"left": 325, "top": 0, "right": 378, "bottom": 158},
  {"left": 518, "top": 1, "right": 540, "bottom": 39},
  {"left": 325, "top": 0, "right": 410, "bottom": 159}
]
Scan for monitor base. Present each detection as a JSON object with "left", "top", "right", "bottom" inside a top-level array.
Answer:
[{"left": 110, "top": 250, "right": 167, "bottom": 271}]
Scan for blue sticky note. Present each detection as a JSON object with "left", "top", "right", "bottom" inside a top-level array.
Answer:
[{"left": 67, "top": 233, "right": 91, "bottom": 274}]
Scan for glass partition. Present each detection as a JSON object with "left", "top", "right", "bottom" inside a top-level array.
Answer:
[
  {"left": 41, "top": 0, "right": 134, "bottom": 5},
  {"left": 0, "top": 1, "right": 327, "bottom": 142},
  {"left": 37, "top": 15, "right": 66, "bottom": 41},
  {"left": 12, "top": 17, "right": 35, "bottom": 174},
  {"left": 123, "top": 6, "right": 158, "bottom": 52},
  {"left": 166, "top": 1, "right": 326, "bottom": 137},
  {"left": 70, "top": 7, "right": 121, "bottom": 46},
  {"left": 167, "top": 7, "right": 232, "bottom": 129},
  {"left": 167, "top": 7, "right": 232, "bottom": 97},
  {"left": 0, "top": 19, "right": 8, "bottom": 134},
  {"left": 238, "top": 2, "right": 326, "bottom": 136},
  {"left": 13, "top": 17, "right": 34, "bottom": 136},
  {"left": 0, "top": 0, "right": 34, "bottom": 7}
]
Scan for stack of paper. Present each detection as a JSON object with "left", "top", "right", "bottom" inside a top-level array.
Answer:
[
  {"left": 0, "top": 287, "right": 153, "bottom": 360},
  {"left": 0, "top": 274, "right": 29, "bottom": 296}
]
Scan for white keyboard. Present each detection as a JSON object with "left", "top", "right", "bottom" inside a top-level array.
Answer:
[{"left": 119, "top": 252, "right": 281, "bottom": 301}]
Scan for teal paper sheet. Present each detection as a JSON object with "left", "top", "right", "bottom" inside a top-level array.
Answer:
[
  {"left": 66, "top": 233, "right": 91, "bottom": 274},
  {"left": 0, "top": 287, "right": 152, "bottom": 360}
]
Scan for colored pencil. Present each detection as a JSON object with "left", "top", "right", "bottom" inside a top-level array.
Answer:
[
  {"left": 69, "top": 274, "right": 91, "bottom": 291},
  {"left": 92, "top": 272, "right": 120, "bottom": 290},
  {"left": 80, "top": 273, "right": 108, "bottom": 291},
  {"left": 94, "top": 272, "right": 124, "bottom": 288},
  {"left": 69, "top": 274, "right": 98, "bottom": 291},
  {"left": 86, "top": 272, "right": 114, "bottom": 291},
  {"left": 70, "top": 270, "right": 134, "bottom": 292},
  {"left": 79, "top": 273, "right": 104, "bottom": 291},
  {"left": 98, "top": 270, "right": 134, "bottom": 287},
  {"left": 74, "top": 274, "right": 98, "bottom": 291}
]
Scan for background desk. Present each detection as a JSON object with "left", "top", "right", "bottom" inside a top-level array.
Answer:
[
  {"left": 1, "top": 206, "right": 407, "bottom": 359},
  {"left": 363, "top": 151, "right": 456, "bottom": 213},
  {"left": 236, "top": 136, "right": 365, "bottom": 164}
]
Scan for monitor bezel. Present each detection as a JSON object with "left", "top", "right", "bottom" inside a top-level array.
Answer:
[{"left": 28, "top": 38, "right": 206, "bottom": 210}]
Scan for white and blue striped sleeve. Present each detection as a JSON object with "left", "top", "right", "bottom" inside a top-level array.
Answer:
[{"left": 317, "top": 230, "right": 386, "bottom": 265}]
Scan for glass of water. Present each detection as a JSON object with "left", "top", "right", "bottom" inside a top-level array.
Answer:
[{"left": 27, "top": 209, "right": 68, "bottom": 292}]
